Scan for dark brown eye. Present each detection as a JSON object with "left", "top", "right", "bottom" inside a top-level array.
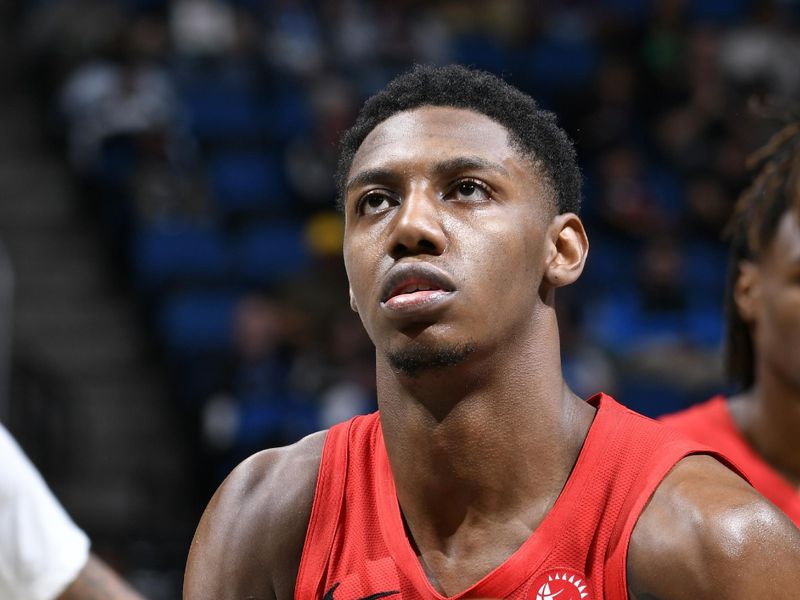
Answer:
[
  {"left": 458, "top": 182, "right": 477, "bottom": 196},
  {"left": 452, "top": 179, "right": 490, "bottom": 202},
  {"left": 360, "top": 193, "right": 393, "bottom": 215}
]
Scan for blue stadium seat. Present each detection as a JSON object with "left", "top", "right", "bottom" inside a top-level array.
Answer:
[
  {"left": 209, "top": 151, "right": 288, "bottom": 215},
  {"left": 586, "top": 290, "right": 693, "bottom": 354},
  {"left": 132, "top": 221, "right": 230, "bottom": 294},
  {"left": 260, "top": 87, "right": 312, "bottom": 143},
  {"left": 159, "top": 289, "right": 241, "bottom": 357},
  {"left": 179, "top": 76, "right": 262, "bottom": 142},
  {"left": 685, "top": 239, "right": 728, "bottom": 301},
  {"left": 232, "top": 221, "right": 311, "bottom": 287},
  {"left": 582, "top": 236, "right": 638, "bottom": 288},
  {"left": 618, "top": 379, "right": 691, "bottom": 418},
  {"left": 646, "top": 166, "right": 684, "bottom": 219},
  {"left": 687, "top": 305, "right": 724, "bottom": 349},
  {"left": 235, "top": 392, "right": 319, "bottom": 448},
  {"left": 527, "top": 36, "right": 599, "bottom": 91}
]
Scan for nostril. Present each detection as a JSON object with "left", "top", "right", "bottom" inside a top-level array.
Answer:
[
  {"left": 391, "top": 238, "right": 439, "bottom": 259},
  {"left": 417, "top": 239, "right": 437, "bottom": 252},
  {"left": 390, "top": 242, "right": 409, "bottom": 259}
]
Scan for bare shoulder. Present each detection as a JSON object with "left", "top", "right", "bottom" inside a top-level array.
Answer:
[
  {"left": 628, "top": 454, "right": 800, "bottom": 599},
  {"left": 183, "top": 430, "right": 327, "bottom": 600}
]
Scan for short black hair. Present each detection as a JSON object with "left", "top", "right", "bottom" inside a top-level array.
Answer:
[
  {"left": 335, "top": 64, "right": 581, "bottom": 214},
  {"left": 724, "top": 117, "right": 800, "bottom": 389}
]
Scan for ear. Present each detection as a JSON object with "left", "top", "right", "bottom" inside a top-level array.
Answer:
[
  {"left": 349, "top": 288, "right": 358, "bottom": 313},
  {"left": 733, "top": 261, "right": 760, "bottom": 323},
  {"left": 543, "top": 213, "right": 589, "bottom": 288}
]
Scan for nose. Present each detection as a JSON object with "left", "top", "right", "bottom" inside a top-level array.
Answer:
[{"left": 386, "top": 186, "right": 447, "bottom": 260}]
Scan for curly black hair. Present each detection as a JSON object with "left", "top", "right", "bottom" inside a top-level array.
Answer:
[
  {"left": 335, "top": 64, "right": 581, "bottom": 215},
  {"left": 724, "top": 116, "right": 800, "bottom": 389}
]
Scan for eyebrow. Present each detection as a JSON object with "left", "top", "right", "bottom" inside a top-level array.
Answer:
[{"left": 344, "top": 155, "right": 510, "bottom": 193}]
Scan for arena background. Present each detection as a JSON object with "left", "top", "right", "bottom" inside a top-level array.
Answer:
[{"left": 0, "top": 0, "right": 798, "bottom": 596}]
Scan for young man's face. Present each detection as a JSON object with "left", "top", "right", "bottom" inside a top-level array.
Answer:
[
  {"left": 341, "top": 106, "right": 559, "bottom": 375},
  {"left": 749, "top": 209, "right": 800, "bottom": 390}
]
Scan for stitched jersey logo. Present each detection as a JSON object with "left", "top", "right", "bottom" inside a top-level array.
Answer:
[
  {"left": 530, "top": 569, "right": 590, "bottom": 600},
  {"left": 323, "top": 582, "right": 400, "bottom": 600}
]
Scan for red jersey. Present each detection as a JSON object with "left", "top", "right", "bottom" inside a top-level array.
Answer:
[
  {"left": 295, "top": 394, "right": 729, "bottom": 599},
  {"left": 660, "top": 396, "right": 800, "bottom": 525}
]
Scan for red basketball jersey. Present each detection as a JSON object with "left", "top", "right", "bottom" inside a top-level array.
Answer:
[
  {"left": 295, "top": 394, "right": 728, "bottom": 600},
  {"left": 661, "top": 395, "right": 800, "bottom": 526}
]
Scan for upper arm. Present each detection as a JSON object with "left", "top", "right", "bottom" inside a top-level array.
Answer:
[
  {"left": 628, "top": 454, "right": 800, "bottom": 600},
  {"left": 183, "top": 431, "right": 325, "bottom": 600}
]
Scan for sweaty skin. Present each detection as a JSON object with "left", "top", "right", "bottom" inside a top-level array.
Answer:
[{"left": 184, "top": 107, "right": 800, "bottom": 599}]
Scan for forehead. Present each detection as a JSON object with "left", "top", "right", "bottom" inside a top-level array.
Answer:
[{"left": 349, "top": 106, "right": 527, "bottom": 176}]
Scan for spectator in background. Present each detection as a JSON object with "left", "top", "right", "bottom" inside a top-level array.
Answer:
[
  {"left": 0, "top": 422, "right": 145, "bottom": 600},
  {"left": 58, "top": 12, "right": 176, "bottom": 172},
  {"left": 661, "top": 115, "right": 800, "bottom": 525}
]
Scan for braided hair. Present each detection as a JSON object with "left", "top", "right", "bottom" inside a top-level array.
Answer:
[{"left": 724, "top": 116, "right": 800, "bottom": 388}]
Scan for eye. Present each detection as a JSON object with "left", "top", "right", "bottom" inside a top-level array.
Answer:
[
  {"left": 449, "top": 178, "right": 491, "bottom": 203},
  {"left": 358, "top": 191, "right": 396, "bottom": 215}
]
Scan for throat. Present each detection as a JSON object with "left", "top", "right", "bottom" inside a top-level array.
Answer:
[
  {"left": 401, "top": 500, "right": 547, "bottom": 597},
  {"left": 385, "top": 396, "right": 595, "bottom": 596}
]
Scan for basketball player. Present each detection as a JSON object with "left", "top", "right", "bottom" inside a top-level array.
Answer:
[
  {"left": 661, "top": 117, "right": 800, "bottom": 525},
  {"left": 184, "top": 66, "right": 800, "bottom": 599},
  {"left": 0, "top": 422, "right": 145, "bottom": 600}
]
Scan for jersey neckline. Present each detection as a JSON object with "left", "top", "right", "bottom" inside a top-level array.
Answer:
[{"left": 372, "top": 393, "right": 617, "bottom": 599}]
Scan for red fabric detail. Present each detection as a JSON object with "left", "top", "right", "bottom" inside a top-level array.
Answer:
[
  {"left": 661, "top": 396, "right": 800, "bottom": 525},
  {"left": 295, "top": 418, "right": 353, "bottom": 599},
  {"left": 296, "top": 394, "right": 726, "bottom": 599}
]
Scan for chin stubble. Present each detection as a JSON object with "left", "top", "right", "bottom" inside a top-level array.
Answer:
[{"left": 386, "top": 343, "right": 477, "bottom": 377}]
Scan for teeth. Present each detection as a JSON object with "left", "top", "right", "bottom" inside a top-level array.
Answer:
[{"left": 399, "top": 283, "right": 434, "bottom": 294}]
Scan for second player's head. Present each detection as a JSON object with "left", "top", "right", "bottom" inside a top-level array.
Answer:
[{"left": 725, "top": 117, "right": 800, "bottom": 391}]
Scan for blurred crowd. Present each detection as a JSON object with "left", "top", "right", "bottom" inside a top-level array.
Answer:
[{"left": 11, "top": 0, "right": 800, "bottom": 497}]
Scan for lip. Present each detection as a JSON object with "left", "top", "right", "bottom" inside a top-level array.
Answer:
[{"left": 379, "top": 264, "right": 457, "bottom": 317}]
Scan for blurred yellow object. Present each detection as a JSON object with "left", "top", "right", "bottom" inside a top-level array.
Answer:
[{"left": 305, "top": 212, "right": 345, "bottom": 257}]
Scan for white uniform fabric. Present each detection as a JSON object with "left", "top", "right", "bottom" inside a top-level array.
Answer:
[{"left": 0, "top": 423, "right": 90, "bottom": 600}]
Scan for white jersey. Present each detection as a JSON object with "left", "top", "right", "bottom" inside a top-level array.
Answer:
[{"left": 0, "top": 423, "right": 90, "bottom": 600}]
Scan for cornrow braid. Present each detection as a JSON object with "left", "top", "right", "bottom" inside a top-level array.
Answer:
[{"left": 724, "top": 116, "right": 800, "bottom": 389}]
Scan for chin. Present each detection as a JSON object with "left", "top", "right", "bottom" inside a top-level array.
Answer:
[{"left": 386, "top": 342, "right": 477, "bottom": 378}]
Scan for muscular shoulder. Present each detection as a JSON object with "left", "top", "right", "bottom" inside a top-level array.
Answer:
[
  {"left": 628, "top": 454, "right": 800, "bottom": 599},
  {"left": 184, "top": 430, "right": 326, "bottom": 600}
]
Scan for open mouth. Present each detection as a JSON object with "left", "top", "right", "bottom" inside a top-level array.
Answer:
[
  {"left": 380, "top": 266, "right": 456, "bottom": 313},
  {"left": 385, "top": 280, "right": 449, "bottom": 300}
]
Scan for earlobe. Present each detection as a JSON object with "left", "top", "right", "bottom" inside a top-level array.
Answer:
[
  {"left": 543, "top": 213, "right": 589, "bottom": 288},
  {"left": 349, "top": 289, "right": 358, "bottom": 313},
  {"left": 734, "top": 262, "right": 759, "bottom": 323}
]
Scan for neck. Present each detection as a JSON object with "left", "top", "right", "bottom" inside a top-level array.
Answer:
[
  {"left": 375, "top": 314, "right": 595, "bottom": 546},
  {"left": 733, "top": 362, "right": 800, "bottom": 485}
]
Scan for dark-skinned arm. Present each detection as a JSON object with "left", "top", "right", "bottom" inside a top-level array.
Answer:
[
  {"left": 628, "top": 454, "right": 800, "bottom": 599},
  {"left": 184, "top": 431, "right": 325, "bottom": 600},
  {"left": 58, "top": 553, "right": 146, "bottom": 600}
]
